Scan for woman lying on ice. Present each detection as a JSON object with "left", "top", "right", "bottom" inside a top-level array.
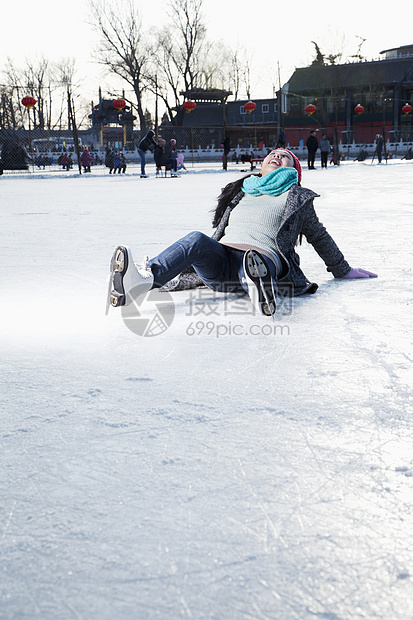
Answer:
[{"left": 106, "top": 148, "right": 377, "bottom": 317}]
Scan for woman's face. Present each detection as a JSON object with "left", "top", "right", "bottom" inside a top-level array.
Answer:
[{"left": 260, "top": 149, "right": 295, "bottom": 177}]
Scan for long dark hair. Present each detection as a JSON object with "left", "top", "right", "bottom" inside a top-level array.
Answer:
[{"left": 212, "top": 173, "right": 259, "bottom": 227}]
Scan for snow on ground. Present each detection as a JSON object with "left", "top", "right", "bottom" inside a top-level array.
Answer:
[{"left": 1, "top": 159, "right": 413, "bottom": 619}]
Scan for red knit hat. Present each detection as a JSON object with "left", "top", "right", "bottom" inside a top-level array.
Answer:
[{"left": 284, "top": 149, "right": 302, "bottom": 184}]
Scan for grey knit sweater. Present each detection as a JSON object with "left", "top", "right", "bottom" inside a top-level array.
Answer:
[{"left": 160, "top": 185, "right": 351, "bottom": 296}]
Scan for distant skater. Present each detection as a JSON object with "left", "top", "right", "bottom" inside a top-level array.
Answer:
[
  {"left": 138, "top": 130, "right": 157, "bottom": 177},
  {"left": 320, "top": 134, "right": 331, "bottom": 168},
  {"left": 306, "top": 130, "right": 318, "bottom": 169}
]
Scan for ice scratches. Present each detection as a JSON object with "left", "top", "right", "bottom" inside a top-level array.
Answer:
[
  {"left": 237, "top": 346, "right": 290, "bottom": 375},
  {"left": 180, "top": 596, "right": 192, "bottom": 617},
  {"left": 125, "top": 377, "right": 153, "bottom": 382},
  {"left": 308, "top": 613, "right": 344, "bottom": 620},
  {"left": 16, "top": 212, "right": 50, "bottom": 215},
  {"left": 394, "top": 466, "right": 413, "bottom": 477},
  {"left": 149, "top": 399, "right": 218, "bottom": 424},
  {"left": 0, "top": 500, "right": 17, "bottom": 549},
  {"left": 87, "top": 388, "right": 102, "bottom": 397},
  {"left": 104, "top": 421, "right": 135, "bottom": 428},
  {"left": 69, "top": 388, "right": 102, "bottom": 401}
]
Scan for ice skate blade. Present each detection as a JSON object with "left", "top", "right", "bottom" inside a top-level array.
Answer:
[
  {"left": 243, "top": 250, "right": 276, "bottom": 317},
  {"left": 105, "top": 245, "right": 129, "bottom": 314}
]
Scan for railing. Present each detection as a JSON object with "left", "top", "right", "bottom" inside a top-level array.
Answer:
[{"left": 1, "top": 125, "right": 413, "bottom": 173}]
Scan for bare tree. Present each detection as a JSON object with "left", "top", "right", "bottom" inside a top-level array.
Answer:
[
  {"left": 88, "top": 0, "right": 151, "bottom": 128},
  {"left": 223, "top": 46, "right": 253, "bottom": 99},
  {"left": 51, "top": 58, "right": 78, "bottom": 130},
  {"left": 150, "top": 27, "right": 183, "bottom": 125},
  {"left": 2, "top": 56, "right": 90, "bottom": 131},
  {"left": 311, "top": 42, "right": 325, "bottom": 66},
  {"left": 309, "top": 30, "right": 367, "bottom": 67},
  {"left": 350, "top": 36, "right": 367, "bottom": 62},
  {"left": 197, "top": 40, "right": 228, "bottom": 90},
  {"left": 0, "top": 84, "right": 19, "bottom": 129},
  {"left": 230, "top": 51, "right": 242, "bottom": 100},
  {"left": 149, "top": 0, "right": 207, "bottom": 124},
  {"left": 23, "top": 58, "right": 50, "bottom": 129},
  {"left": 166, "top": 0, "right": 206, "bottom": 92},
  {"left": 3, "top": 60, "right": 25, "bottom": 128},
  {"left": 4, "top": 57, "right": 53, "bottom": 130}
]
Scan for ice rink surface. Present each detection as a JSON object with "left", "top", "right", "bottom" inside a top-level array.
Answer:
[{"left": 1, "top": 160, "right": 413, "bottom": 619}]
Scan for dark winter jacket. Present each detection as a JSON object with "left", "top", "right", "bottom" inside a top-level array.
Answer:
[
  {"left": 138, "top": 131, "right": 156, "bottom": 153},
  {"left": 160, "top": 185, "right": 351, "bottom": 295},
  {"left": 306, "top": 135, "right": 318, "bottom": 152},
  {"left": 154, "top": 144, "right": 166, "bottom": 167},
  {"left": 154, "top": 145, "right": 177, "bottom": 170},
  {"left": 105, "top": 149, "right": 113, "bottom": 167}
]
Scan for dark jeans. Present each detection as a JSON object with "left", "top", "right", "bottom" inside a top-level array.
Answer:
[
  {"left": 307, "top": 150, "right": 317, "bottom": 169},
  {"left": 138, "top": 149, "right": 147, "bottom": 175},
  {"left": 147, "top": 231, "right": 278, "bottom": 292},
  {"left": 321, "top": 152, "right": 328, "bottom": 167},
  {"left": 155, "top": 156, "right": 177, "bottom": 172}
]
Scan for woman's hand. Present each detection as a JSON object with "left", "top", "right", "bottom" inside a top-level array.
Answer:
[{"left": 345, "top": 268, "right": 378, "bottom": 279}]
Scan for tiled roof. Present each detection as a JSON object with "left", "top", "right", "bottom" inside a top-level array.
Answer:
[{"left": 287, "top": 58, "right": 413, "bottom": 93}]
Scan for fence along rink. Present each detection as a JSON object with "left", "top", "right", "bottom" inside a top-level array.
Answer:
[{"left": 1, "top": 125, "right": 413, "bottom": 172}]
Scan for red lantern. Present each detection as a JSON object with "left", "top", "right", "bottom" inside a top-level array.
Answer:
[
  {"left": 402, "top": 103, "right": 412, "bottom": 115},
  {"left": 244, "top": 101, "right": 257, "bottom": 115},
  {"left": 305, "top": 104, "right": 317, "bottom": 116},
  {"left": 183, "top": 100, "right": 196, "bottom": 113},
  {"left": 21, "top": 96, "right": 37, "bottom": 110},
  {"left": 113, "top": 98, "right": 126, "bottom": 111},
  {"left": 354, "top": 103, "right": 364, "bottom": 115}
]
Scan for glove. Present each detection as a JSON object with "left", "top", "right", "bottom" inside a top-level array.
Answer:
[{"left": 345, "top": 268, "right": 378, "bottom": 279}]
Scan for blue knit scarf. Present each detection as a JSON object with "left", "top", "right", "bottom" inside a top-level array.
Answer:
[{"left": 242, "top": 167, "right": 298, "bottom": 197}]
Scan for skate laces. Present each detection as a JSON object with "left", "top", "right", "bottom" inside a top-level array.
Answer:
[{"left": 135, "top": 255, "right": 152, "bottom": 278}]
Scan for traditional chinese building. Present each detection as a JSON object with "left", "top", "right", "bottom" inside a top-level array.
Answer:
[
  {"left": 89, "top": 89, "right": 136, "bottom": 148},
  {"left": 167, "top": 45, "right": 413, "bottom": 149},
  {"left": 283, "top": 44, "right": 413, "bottom": 144}
]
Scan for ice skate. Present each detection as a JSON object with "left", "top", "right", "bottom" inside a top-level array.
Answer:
[
  {"left": 106, "top": 246, "right": 154, "bottom": 314},
  {"left": 243, "top": 250, "right": 277, "bottom": 317}
]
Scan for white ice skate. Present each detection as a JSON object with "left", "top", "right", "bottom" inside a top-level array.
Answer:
[
  {"left": 243, "top": 250, "right": 277, "bottom": 317},
  {"left": 105, "top": 246, "right": 154, "bottom": 314}
]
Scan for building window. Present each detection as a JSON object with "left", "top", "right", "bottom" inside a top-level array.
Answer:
[
  {"left": 240, "top": 106, "right": 246, "bottom": 115},
  {"left": 262, "top": 104, "right": 269, "bottom": 113},
  {"left": 274, "top": 103, "right": 278, "bottom": 113}
]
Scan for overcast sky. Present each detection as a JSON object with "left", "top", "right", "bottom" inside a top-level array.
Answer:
[{"left": 3, "top": 0, "right": 411, "bottom": 105}]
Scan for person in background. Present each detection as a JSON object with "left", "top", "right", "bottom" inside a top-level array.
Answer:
[
  {"left": 375, "top": 134, "right": 384, "bottom": 163},
  {"left": 306, "top": 130, "right": 318, "bottom": 169},
  {"left": 222, "top": 134, "right": 231, "bottom": 169},
  {"left": 138, "top": 130, "right": 157, "bottom": 178},
  {"left": 319, "top": 134, "right": 331, "bottom": 169},
  {"left": 154, "top": 138, "right": 178, "bottom": 176},
  {"left": 80, "top": 147, "right": 91, "bottom": 173},
  {"left": 168, "top": 138, "right": 187, "bottom": 171},
  {"left": 109, "top": 150, "right": 118, "bottom": 174},
  {"left": 115, "top": 152, "right": 127, "bottom": 174},
  {"left": 165, "top": 138, "right": 177, "bottom": 160},
  {"left": 276, "top": 129, "right": 286, "bottom": 148},
  {"left": 176, "top": 153, "right": 187, "bottom": 171}
]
